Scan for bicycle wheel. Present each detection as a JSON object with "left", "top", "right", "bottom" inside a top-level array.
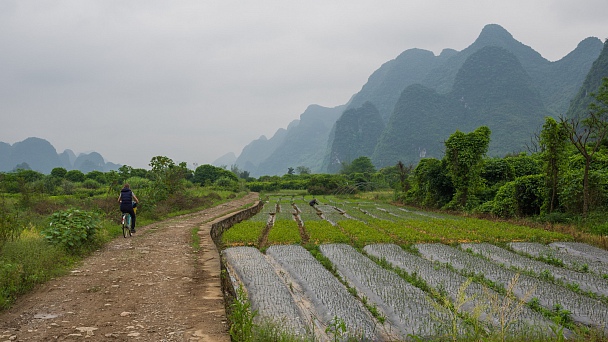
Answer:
[{"left": 122, "top": 214, "right": 131, "bottom": 238}]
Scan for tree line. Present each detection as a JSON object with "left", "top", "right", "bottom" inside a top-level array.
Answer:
[{"left": 402, "top": 78, "right": 608, "bottom": 223}]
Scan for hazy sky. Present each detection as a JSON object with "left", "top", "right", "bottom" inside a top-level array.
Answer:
[{"left": 1, "top": 1, "right": 606, "bottom": 169}]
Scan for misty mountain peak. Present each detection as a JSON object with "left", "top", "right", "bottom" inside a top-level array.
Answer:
[
  {"left": 439, "top": 48, "right": 458, "bottom": 58},
  {"left": 575, "top": 37, "right": 604, "bottom": 53},
  {"left": 477, "top": 24, "right": 513, "bottom": 43}
]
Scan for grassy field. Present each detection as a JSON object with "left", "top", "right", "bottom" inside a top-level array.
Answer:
[{"left": 222, "top": 194, "right": 571, "bottom": 248}]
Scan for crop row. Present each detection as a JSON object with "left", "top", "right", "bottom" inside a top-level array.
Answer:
[
  {"left": 265, "top": 244, "right": 383, "bottom": 340},
  {"left": 319, "top": 243, "right": 454, "bottom": 339},
  {"left": 267, "top": 219, "right": 301, "bottom": 245},
  {"left": 363, "top": 243, "right": 557, "bottom": 338},
  {"left": 223, "top": 246, "right": 308, "bottom": 335},
  {"left": 222, "top": 241, "right": 608, "bottom": 339},
  {"left": 416, "top": 243, "right": 608, "bottom": 331},
  {"left": 552, "top": 242, "right": 608, "bottom": 264},
  {"left": 462, "top": 242, "right": 608, "bottom": 297},
  {"left": 510, "top": 242, "right": 608, "bottom": 277}
]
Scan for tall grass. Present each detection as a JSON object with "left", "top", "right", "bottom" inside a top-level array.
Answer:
[{"left": 0, "top": 229, "right": 76, "bottom": 309}]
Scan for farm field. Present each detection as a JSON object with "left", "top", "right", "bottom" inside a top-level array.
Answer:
[{"left": 221, "top": 195, "right": 608, "bottom": 341}]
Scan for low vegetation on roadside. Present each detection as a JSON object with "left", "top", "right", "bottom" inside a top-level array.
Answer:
[{"left": 0, "top": 156, "right": 245, "bottom": 310}]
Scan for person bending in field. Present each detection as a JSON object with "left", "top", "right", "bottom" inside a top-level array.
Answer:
[
  {"left": 309, "top": 198, "right": 319, "bottom": 207},
  {"left": 118, "top": 183, "right": 140, "bottom": 233}
]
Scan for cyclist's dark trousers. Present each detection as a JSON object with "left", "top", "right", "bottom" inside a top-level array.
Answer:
[{"left": 121, "top": 207, "right": 136, "bottom": 230}]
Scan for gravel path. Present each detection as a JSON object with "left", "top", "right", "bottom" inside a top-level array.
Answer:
[{"left": 0, "top": 192, "right": 259, "bottom": 342}]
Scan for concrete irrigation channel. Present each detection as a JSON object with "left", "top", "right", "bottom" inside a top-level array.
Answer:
[{"left": 212, "top": 199, "right": 608, "bottom": 340}]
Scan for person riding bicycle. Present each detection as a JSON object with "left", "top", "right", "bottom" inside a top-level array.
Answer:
[{"left": 118, "top": 183, "right": 139, "bottom": 233}]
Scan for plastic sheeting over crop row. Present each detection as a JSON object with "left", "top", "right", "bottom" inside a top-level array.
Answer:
[
  {"left": 416, "top": 243, "right": 608, "bottom": 331},
  {"left": 222, "top": 241, "right": 608, "bottom": 340}
]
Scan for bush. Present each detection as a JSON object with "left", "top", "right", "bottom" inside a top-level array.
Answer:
[
  {"left": 0, "top": 201, "right": 20, "bottom": 244},
  {"left": 125, "top": 176, "right": 151, "bottom": 190},
  {"left": 65, "top": 170, "right": 85, "bottom": 182},
  {"left": 82, "top": 179, "right": 101, "bottom": 189},
  {"left": 491, "top": 181, "right": 517, "bottom": 217},
  {"left": 246, "top": 181, "right": 280, "bottom": 192},
  {"left": 513, "top": 174, "right": 544, "bottom": 216},
  {"left": 306, "top": 174, "right": 347, "bottom": 195},
  {"left": 215, "top": 176, "right": 239, "bottom": 191},
  {"left": 0, "top": 262, "right": 22, "bottom": 308},
  {"left": 41, "top": 208, "right": 100, "bottom": 254}
]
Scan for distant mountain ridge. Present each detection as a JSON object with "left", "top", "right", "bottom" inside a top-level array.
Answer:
[
  {"left": 567, "top": 39, "right": 608, "bottom": 119},
  {"left": 232, "top": 24, "right": 604, "bottom": 176},
  {"left": 0, "top": 137, "right": 120, "bottom": 174},
  {"left": 233, "top": 104, "right": 344, "bottom": 175}
]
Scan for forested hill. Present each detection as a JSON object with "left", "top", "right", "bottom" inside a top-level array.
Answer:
[
  {"left": 232, "top": 24, "right": 603, "bottom": 176},
  {"left": 567, "top": 39, "right": 608, "bottom": 119},
  {"left": 372, "top": 46, "right": 549, "bottom": 167}
]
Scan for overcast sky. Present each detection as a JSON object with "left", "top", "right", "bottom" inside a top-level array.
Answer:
[{"left": 0, "top": 1, "right": 606, "bottom": 169}]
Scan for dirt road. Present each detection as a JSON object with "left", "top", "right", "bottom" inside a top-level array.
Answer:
[{"left": 0, "top": 193, "right": 260, "bottom": 341}]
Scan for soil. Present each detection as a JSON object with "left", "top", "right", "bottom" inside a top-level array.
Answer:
[{"left": 0, "top": 192, "right": 260, "bottom": 342}]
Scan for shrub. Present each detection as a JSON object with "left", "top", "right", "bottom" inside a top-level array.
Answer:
[
  {"left": 65, "top": 170, "right": 85, "bottom": 182},
  {"left": 491, "top": 181, "right": 517, "bottom": 217},
  {"left": 489, "top": 175, "right": 544, "bottom": 218},
  {"left": 41, "top": 208, "right": 100, "bottom": 253},
  {"left": 513, "top": 174, "right": 544, "bottom": 216},
  {"left": 246, "top": 181, "right": 280, "bottom": 192},
  {"left": 0, "top": 235, "right": 74, "bottom": 309},
  {"left": 0, "top": 201, "right": 20, "bottom": 244},
  {"left": 306, "top": 174, "right": 347, "bottom": 195},
  {"left": 82, "top": 179, "right": 101, "bottom": 189},
  {"left": 125, "top": 176, "right": 151, "bottom": 190},
  {"left": 215, "top": 176, "right": 239, "bottom": 191},
  {"left": 0, "top": 262, "right": 22, "bottom": 308}
]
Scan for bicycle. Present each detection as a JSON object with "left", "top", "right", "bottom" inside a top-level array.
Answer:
[{"left": 121, "top": 212, "right": 132, "bottom": 238}]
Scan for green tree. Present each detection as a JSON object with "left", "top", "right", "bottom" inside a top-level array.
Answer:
[
  {"left": 105, "top": 170, "right": 121, "bottom": 193},
  {"left": 505, "top": 153, "right": 542, "bottom": 178},
  {"left": 50, "top": 167, "right": 67, "bottom": 179},
  {"left": 560, "top": 78, "right": 608, "bottom": 216},
  {"left": 131, "top": 168, "right": 148, "bottom": 179},
  {"left": 12, "top": 162, "right": 31, "bottom": 171},
  {"left": 148, "top": 156, "right": 189, "bottom": 201},
  {"left": 193, "top": 164, "right": 237, "bottom": 186},
  {"left": 406, "top": 158, "right": 453, "bottom": 208},
  {"left": 539, "top": 117, "right": 568, "bottom": 213},
  {"left": 307, "top": 174, "right": 348, "bottom": 195},
  {"left": 443, "top": 126, "right": 491, "bottom": 209},
  {"left": 13, "top": 169, "right": 44, "bottom": 183},
  {"left": 118, "top": 165, "right": 133, "bottom": 181},
  {"left": 343, "top": 156, "right": 376, "bottom": 175},
  {"left": 396, "top": 161, "right": 413, "bottom": 192},
  {"left": 296, "top": 166, "right": 311, "bottom": 175},
  {"left": 85, "top": 170, "right": 106, "bottom": 184},
  {"left": 65, "top": 170, "right": 85, "bottom": 182}
]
